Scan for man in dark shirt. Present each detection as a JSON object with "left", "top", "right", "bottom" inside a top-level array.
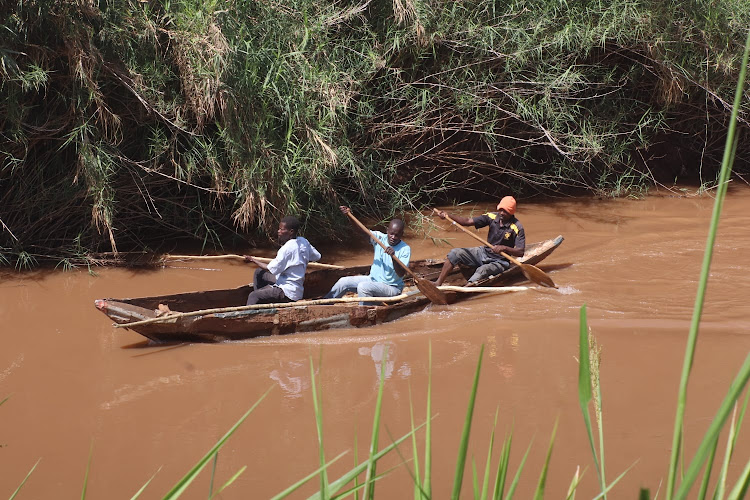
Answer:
[{"left": 433, "top": 196, "right": 525, "bottom": 286}]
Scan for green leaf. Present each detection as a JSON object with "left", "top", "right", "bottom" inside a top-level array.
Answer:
[
  {"left": 9, "top": 458, "right": 41, "bottom": 500},
  {"left": 310, "top": 426, "right": 422, "bottom": 500},
  {"left": 452, "top": 344, "right": 485, "bottom": 499},
  {"left": 270, "top": 451, "right": 347, "bottom": 500},
  {"left": 667, "top": 27, "right": 750, "bottom": 499},
  {"left": 491, "top": 428, "right": 513, "bottom": 500},
  {"left": 577, "top": 305, "right": 603, "bottom": 487},
  {"left": 363, "top": 344, "right": 389, "bottom": 500},
  {"left": 209, "top": 466, "right": 247, "bottom": 500},
  {"left": 674, "top": 354, "right": 750, "bottom": 499},
  {"left": 81, "top": 441, "right": 93, "bottom": 500},
  {"left": 309, "top": 356, "right": 329, "bottom": 497},
  {"left": 130, "top": 468, "right": 161, "bottom": 499},
  {"left": 479, "top": 410, "right": 499, "bottom": 500},
  {"left": 533, "top": 418, "right": 558, "bottom": 500},
  {"left": 504, "top": 441, "right": 533, "bottom": 500},
  {"left": 162, "top": 387, "right": 273, "bottom": 499}
]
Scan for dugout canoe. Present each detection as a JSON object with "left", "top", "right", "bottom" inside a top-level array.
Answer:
[{"left": 94, "top": 235, "right": 564, "bottom": 343}]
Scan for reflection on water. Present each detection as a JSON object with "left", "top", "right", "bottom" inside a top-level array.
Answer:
[
  {"left": 269, "top": 359, "right": 309, "bottom": 398},
  {"left": 2, "top": 187, "right": 750, "bottom": 498},
  {"left": 0, "top": 354, "right": 23, "bottom": 383},
  {"left": 357, "top": 341, "right": 414, "bottom": 384},
  {"left": 358, "top": 342, "right": 396, "bottom": 380}
]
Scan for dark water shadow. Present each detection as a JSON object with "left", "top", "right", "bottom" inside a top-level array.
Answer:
[
  {"left": 0, "top": 269, "right": 51, "bottom": 283},
  {"left": 126, "top": 342, "right": 190, "bottom": 356},
  {"left": 121, "top": 340, "right": 153, "bottom": 349},
  {"left": 538, "top": 262, "right": 573, "bottom": 272}
]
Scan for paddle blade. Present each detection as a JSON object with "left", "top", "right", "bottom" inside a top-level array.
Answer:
[
  {"left": 520, "top": 264, "right": 557, "bottom": 288},
  {"left": 415, "top": 277, "right": 450, "bottom": 305}
]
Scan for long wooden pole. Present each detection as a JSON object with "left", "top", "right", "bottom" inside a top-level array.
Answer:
[{"left": 164, "top": 254, "right": 344, "bottom": 270}]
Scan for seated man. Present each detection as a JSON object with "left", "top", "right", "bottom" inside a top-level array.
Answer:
[
  {"left": 325, "top": 206, "right": 410, "bottom": 304},
  {"left": 245, "top": 216, "right": 321, "bottom": 305},
  {"left": 434, "top": 196, "right": 525, "bottom": 285}
]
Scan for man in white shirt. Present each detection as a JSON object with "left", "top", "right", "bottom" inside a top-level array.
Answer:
[{"left": 244, "top": 216, "right": 321, "bottom": 305}]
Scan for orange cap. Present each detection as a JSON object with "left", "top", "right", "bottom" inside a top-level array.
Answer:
[{"left": 496, "top": 196, "right": 517, "bottom": 215}]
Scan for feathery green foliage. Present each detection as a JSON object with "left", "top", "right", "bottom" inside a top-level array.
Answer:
[{"left": 1, "top": 0, "right": 749, "bottom": 266}]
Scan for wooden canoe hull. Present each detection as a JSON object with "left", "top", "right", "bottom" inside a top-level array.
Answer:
[{"left": 94, "top": 235, "right": 563, "bottom": 343}]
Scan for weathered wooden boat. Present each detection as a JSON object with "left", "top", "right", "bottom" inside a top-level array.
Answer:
[{"left": 94, "top": 235, "right": 564, "bottom": 343}]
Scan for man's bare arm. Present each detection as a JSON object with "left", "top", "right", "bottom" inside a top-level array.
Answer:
[{"left": 435, "top": 210, "right": 474, "bottom": 226}]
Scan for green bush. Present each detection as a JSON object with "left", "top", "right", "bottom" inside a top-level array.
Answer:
[{"left": 1, "top": 0, "right": 749, "bottom": 266}]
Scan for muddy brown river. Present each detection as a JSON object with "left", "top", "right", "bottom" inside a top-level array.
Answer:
[{"left": 2, "top": 186, "right": 750, "bottom": 498}]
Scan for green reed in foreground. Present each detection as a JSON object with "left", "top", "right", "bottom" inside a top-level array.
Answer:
[
  {"left": 175, "top": 27, "right": 750, "bottom": 497},
  {"left": 664, "top": 26, "right": 750, "bottom": 500}
]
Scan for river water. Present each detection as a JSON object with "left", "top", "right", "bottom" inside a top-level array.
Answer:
[{"left": 2, "top": 186, "right": 750, "bottom": 499}]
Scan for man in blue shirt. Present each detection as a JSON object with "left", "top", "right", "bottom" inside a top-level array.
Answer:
[{"left": 325, "top": 206, "right": 411, "bottom": 304}]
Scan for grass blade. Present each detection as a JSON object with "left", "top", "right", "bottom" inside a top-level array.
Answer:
[
  {"left": 592, "top": 339, "right": 606, "bottom": 497},
  {"left": 130, "top": 468, "right": 161, "bottom": 499},
  {"left": 424, "top": 342, "right": 433, "bottom": 499},
  {"left": 674, "top": 353, "right": 750, "bottom": 499},
  {"left": 208, "top": 466, "right": 247, "bottom": 500},
  {"left": 533, "top": 418, "right": 558, "bottom": 500},
  {"left": 9, "top": 458, "right": 41, "bottom": 500},
  {"left": 565, "top": 466, "right": 581, "bottom": 500},
  {"left": 312, "top": 425, "right": 423, "bottom": 499},
  {"left": 270, "top": 451, "right": 347, "bottom": 500},
  {"left": 696, "top": 440, "right": 718, "bottom": 500},
  {"left": 408, "top": 383, "right": 426, "bottom": 500},
  {"left": 591, "top": 461, "right": 638, "bottom": 500},
  {"left": 479, "top": 410, "right": 499, "bottom": 500},
  {"left": 354, "top": 433, "right": 360, "bottom": 500},
  {"left": 577, "top": 304, "right": 603, "bottom": 489},
  {"left": 503, "top": 441, "right": 533, "bottom": 500},
  {"left": 452, "top": 344, "right": 485, "bottom": 499},
  {"left": 726, "top": 456, "right": 750, "bottom": 500},
  {"left": 208, "top": 453, "right": 218, "bottom": 499},
  {"left": 364, "top": 344, "right": 389, "bottom": 500},
  {"left": 491, "top": 428, "right": 513, "bottom": 500},
  {"left": 162, "top": 387, "right": 273, "bottom": 499},
  {"left": 81, "top": 441, "right": 93, "bottom": 500},
  {"left": 667, "top": 27, "right": 750, "bottom": 499},
  {"left": 309, "top": 356, "right": 329, "bottom": 498},
  {"left": 331, "top": 465, "right": 401, "bottom": 500},
  {"left": 712, "top": 404, "right": 739, "bottom": 499},
  {"left": 472, "top": 458, "right": 479, "bottom": 500},
  {"left": 713, "top": 391, "right": 750, "bottom": 499}
]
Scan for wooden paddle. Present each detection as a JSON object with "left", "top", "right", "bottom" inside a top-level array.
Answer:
[
  {"left": 163, "top": 254, "right": 343, "bottom": 270},
  {"left": 344, "top": 211, "right": 449, "bottom": 305},
  {"left": 432, "top": 208, "right": 557, "bottom": 288}
]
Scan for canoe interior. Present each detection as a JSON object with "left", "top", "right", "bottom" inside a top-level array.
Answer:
[{"left": 117, "top": 264, "right": 372, "bottom": 312}]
